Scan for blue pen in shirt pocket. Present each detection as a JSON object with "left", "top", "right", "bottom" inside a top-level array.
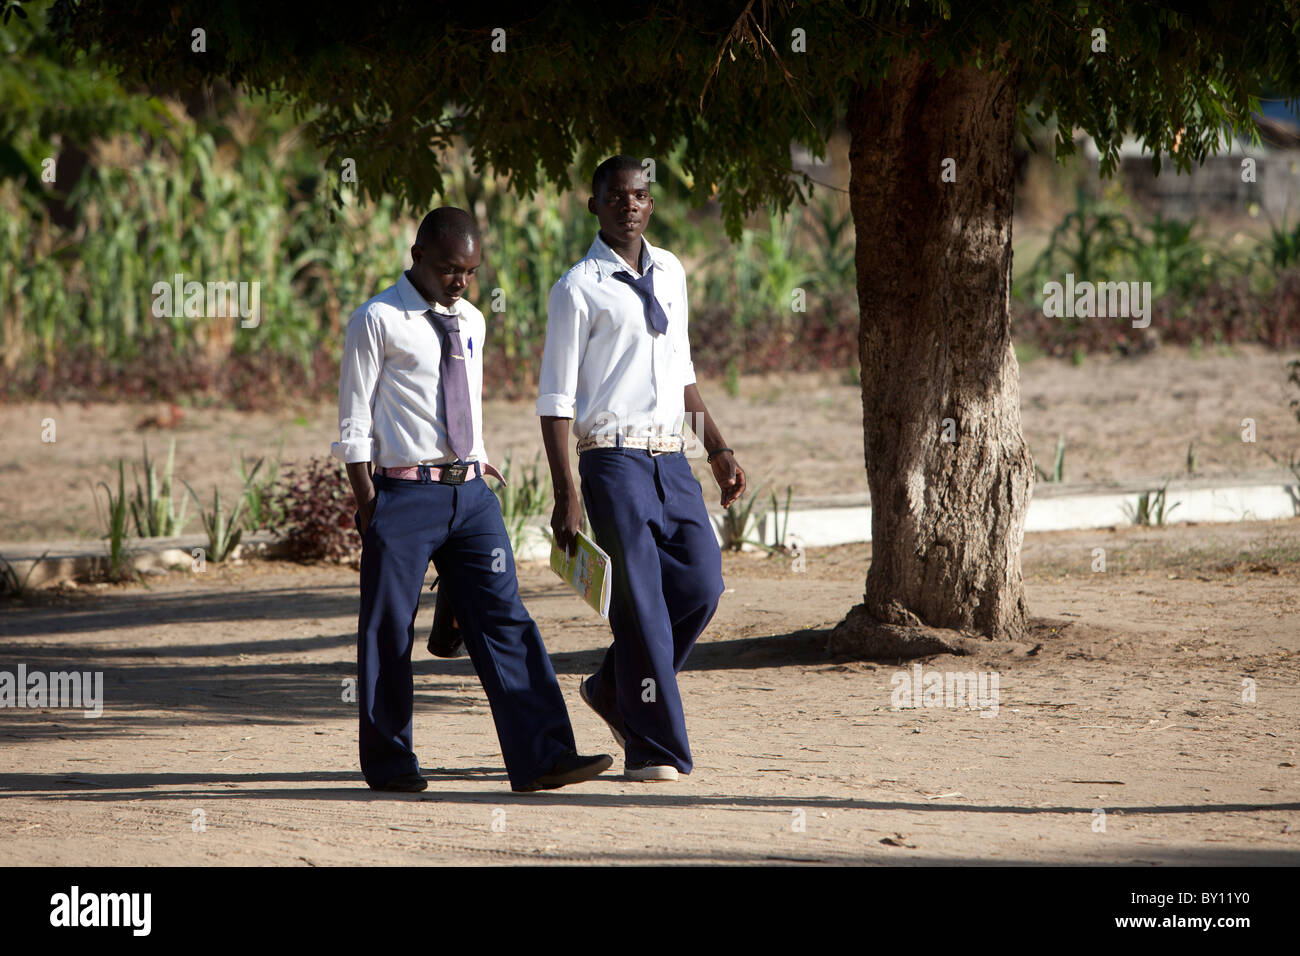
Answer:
[{"left": 468, "top": 336, "right": 473, "bottom": 357}]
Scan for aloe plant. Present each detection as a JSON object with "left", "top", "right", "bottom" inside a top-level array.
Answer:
[
  {"left": 720, "top": 481, "right": 768, "bottom": 552},
  {"left": 767, "top": 486, "right": 794, "bottom": 551},
  {"left": 1034, "top": 435, "right": 1067, "bottom": 483},
  {"left": 92, "top": 461, "right": 135, "bottom": 581},
  {"left": 491, "top": 451, "right": 551, "bottom": 554},
  {"left": 0, "top": 548, "right": 50, "bottom": 598},
  {"left": 237, "top": 443, "right": 284, "bottom": 531},
  {"left": 1124, "top": 480, "right": 1181, "bottom": 527},
  {"left": 185, "top": 476, "right": 254, "bottom": 563},
  {"left": 130, "top": 438, "right": 189, "bottom": 537}
]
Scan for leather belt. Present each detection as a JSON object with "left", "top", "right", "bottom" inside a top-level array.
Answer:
[
  {"left": 377, "top": 461, "right": 506, "bottom": 484},
  {"left": 576, "top": 434, "right": 686, "bottom": 455}
]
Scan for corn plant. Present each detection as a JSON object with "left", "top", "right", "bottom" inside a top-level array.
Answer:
[
  {"left": 4, "top": 92, "right": 870, "bottom": 402},
  {"left": 1036, "top": 187, "right": 1131, "bottom": 274},
  {"left": 130, "top": 439, "right": 189, "bottom": 537},
  {"left": 5, "top": 107, "right": 410, "bottom": 378},
  {"left": 1260, "top": 216, "right": 1300, "bottom": 275},
  {"left": 751, "top": 209, "right": 814, "bottom": 322},
  {"left": 1124, "top": 214, "right": 1219, "bottom": 300},
  {"left": 802, "top": 193, "right": 856, "bottom": 322},
  {"left": 1022, "top": 185, "right": 1137, "bottom": 309}
]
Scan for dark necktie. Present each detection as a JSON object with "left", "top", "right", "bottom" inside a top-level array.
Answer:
[
  {"left": 428, "top": 310, "right": 474, "bottom": 461},
  {"left": 611, "top": 267, "right": 669, "bottom": 335}
]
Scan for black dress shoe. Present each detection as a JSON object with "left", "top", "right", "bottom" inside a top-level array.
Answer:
[
  {"left": 427, "top": 578, "right": 466, "bottom": 658},
  {"left": 370, "top": 773, "right": 429, "bottom": 792},
  {"left": 514, "top": 752, "right": 613, "bottom": 792}
]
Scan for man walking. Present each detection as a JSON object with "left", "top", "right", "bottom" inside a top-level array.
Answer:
[
  {"left": 538, "top": 157, "right": 745, "bottom": 781},
  {"left": 334, "top": 207, "right": 611, "bottom": 793}
]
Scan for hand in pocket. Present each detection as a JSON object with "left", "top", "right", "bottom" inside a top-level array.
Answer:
[{"left": 355, "top": 493, "right": 378, "bottom": 535}]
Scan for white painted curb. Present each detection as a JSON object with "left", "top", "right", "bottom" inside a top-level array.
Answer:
[
  {"left": 753, "top": 480, "right": 1300, "bottom": 549},
  {"left": 4, "top": 480, "right": 1296, "bottom": 583}
]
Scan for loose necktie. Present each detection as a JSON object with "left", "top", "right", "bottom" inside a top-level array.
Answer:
[
  {"left": 427, "top": 310, "right": 474, "bottom": 461},
  {"left": 611, "top": 268, "right": 669, "bottom": 335}
]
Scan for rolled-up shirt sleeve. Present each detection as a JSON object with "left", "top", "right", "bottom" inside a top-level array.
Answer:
[
  {"left": 536, "top": 279, "right": 587, "bottom": 419},
  {"left": 331, "top": 306, "right": 383, "bottom": 463}
]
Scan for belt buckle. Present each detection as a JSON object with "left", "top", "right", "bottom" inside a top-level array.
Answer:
[{"left": 439, "top": 463, "right": 469, "bottom": 485}]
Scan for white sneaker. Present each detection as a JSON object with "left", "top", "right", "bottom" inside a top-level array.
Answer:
[{"left": 625, "top": 762, "right": 679, "bottom": 782}]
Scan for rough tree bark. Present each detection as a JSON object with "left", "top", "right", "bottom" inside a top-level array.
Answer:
[{"left": 829, "top": 53, "right": 1035, "bottom": 658}]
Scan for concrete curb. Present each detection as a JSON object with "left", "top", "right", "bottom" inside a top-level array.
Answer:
[
  {"left": 754, "top": 477, "right": 1300, "bottom": 549},
  {"left": 3, "top": 476, "right": 1298, "bottom": 587},
  {"left": 0, "top": 531, "right": 291, "bottom": 589}
]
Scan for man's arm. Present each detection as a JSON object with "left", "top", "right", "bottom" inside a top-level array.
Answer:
[
  {"left": 673, "top": 259, "right": 743, "bottom": 508},
  {"left": 346, "top": 461, "right": 377, "bottom": 534},
  {"left": 541, "top": 415, "right": 583, "bottom": 555},
  {"left": 537, "top": 280, "right": 588, "bottom": 555},
  {"left": 685, "top": 383, "right": 745, "bottom": 508},
  {"left": 333, "top": 307, "right": 383, "bottom": 534}
]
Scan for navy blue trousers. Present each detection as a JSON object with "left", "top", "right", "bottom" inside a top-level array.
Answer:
[
  {"left": 578, "top": 449, "right": 725, "bottom": 772},
  {"left": 356, "top": 473, "right": 576, "bottom": 789}
]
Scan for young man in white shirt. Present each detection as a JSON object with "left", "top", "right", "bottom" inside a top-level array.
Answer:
[
  {"left": 538, "top": 157, "right": 746, "bottom": 781},
  {"left": 334, "top": 207, "right": 612, "bottom": 793}
]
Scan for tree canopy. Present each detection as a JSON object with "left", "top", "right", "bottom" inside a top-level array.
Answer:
[
  {"left": 0, "top": 0, "right": 168, "bottom": 197},
  {"left": 46, "top": 1, "right": 1300, "bottom": 232}
]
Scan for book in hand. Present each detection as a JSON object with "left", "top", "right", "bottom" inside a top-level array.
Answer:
[{"left": 550, "top": 531, "right": 611, "bottom": 619}]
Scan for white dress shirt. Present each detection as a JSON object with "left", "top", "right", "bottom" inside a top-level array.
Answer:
[
  {"left": 537, "top": 233, "right": 696, "bottom": 440},
  {"left": 331, "top": 271, "right": 490, "bottom": 468}
]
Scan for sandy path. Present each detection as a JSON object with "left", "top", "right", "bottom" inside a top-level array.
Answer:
[{"left": 1, "top": 520, "right": 1296, "bottom": 865}]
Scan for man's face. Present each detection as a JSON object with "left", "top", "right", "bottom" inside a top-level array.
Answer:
[
  {"left": 589, "top": 167, "right": 654, "bottom": 247},
  {"left": 410, "top": 235, "right": 480, "bottom": 308}
]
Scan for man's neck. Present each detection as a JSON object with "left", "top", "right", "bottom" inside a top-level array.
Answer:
[
  {"left": 405, "top": 269, "right": 453, "bottom": 311},
  {"left": 599, "top": 232, "right": 645, "bottom": 274}
]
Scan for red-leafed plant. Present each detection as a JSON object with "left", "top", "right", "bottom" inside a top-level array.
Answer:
[{"left": 273, "top": 457, "right": 358, "bottom": 562}]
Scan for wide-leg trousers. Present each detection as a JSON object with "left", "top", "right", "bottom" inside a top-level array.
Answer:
[
  {"left": 578, "top": 448, "right": 725, "bottom": 772},
  {"left": 356, "top": 472, "right": 576, "bottom": 789}
]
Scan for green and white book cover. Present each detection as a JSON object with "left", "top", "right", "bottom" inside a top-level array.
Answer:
[{"left": 550, "top": 530, "right": 611, "bottom": 619}]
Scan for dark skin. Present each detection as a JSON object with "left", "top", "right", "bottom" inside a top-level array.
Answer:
[
  {"left": 542, "top": 166, "right": 745, "bottom": 555},
  {"left": 348, "top": 233, "right": 481, "bottom": 535}
]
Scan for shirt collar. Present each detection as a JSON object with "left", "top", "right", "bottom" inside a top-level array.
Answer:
[
  {"left": 397, "top": 270, "right": 461, "bottom": 319},
  {"left": 586, "top": 233, "right": 666, "bottom": 280}
]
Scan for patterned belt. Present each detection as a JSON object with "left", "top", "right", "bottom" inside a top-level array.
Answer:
[
  {"left": 377, "top": 461, "right": 506, "bottom": 484},
  {"left": 576, "top": 434, "right": 686, "bottom": 455}
]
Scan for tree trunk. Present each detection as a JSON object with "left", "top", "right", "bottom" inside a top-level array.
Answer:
[{"left": 830, "top": 54, "right": 1034, "bottom": 658}]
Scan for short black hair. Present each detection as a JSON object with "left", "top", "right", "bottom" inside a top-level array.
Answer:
[
  {"left": 415, "top": 206, "right": 479, "bottom": 249},
  {"left": 592, "top": 155, "right": 649, "bottom": 200}
]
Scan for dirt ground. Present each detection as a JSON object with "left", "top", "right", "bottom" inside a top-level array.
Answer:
[
  {"left": 2, "top": 349, "right": 1298, "bottom": 864},
  {"left": 2, "top": 345, "right": 1298, "bottom": 543},
  {"left": 1, "top": 517, "right": 1297, "bottom": 865}
]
